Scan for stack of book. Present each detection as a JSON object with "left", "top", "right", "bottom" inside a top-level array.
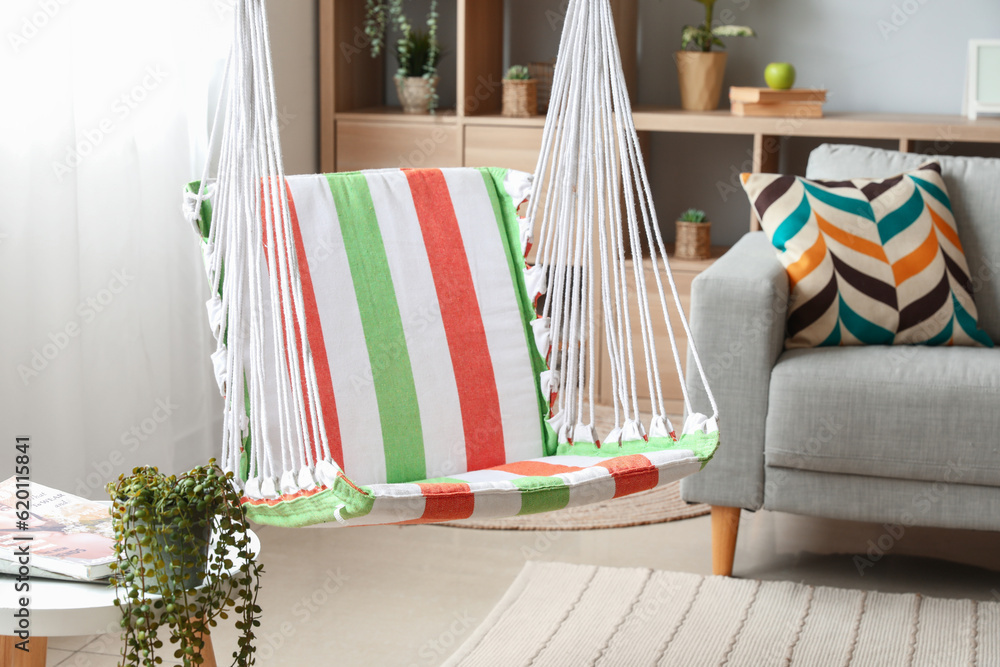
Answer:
[
  {"left": 729, "top": 87, "right": 827, "bottom": 118},
  {"left": 0, "top": 477, "right": 115, "bottom": 582}
]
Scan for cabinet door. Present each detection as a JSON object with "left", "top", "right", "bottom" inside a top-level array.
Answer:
[
  {"left": 463, "top": 126, "right": 543, "bottom": 173},
  {"left": 336, "top": 121, "right": 461, "bottom": 172}
]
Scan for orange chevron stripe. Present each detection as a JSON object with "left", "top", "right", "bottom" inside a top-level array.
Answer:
[
  {"left": 928, "top": 205, "right": 964, "bottom": 252},
  {"left": 892, "top": 226, "right": 939, "bottom": 286},
  {"left": 815, "top": 212, "right": 888, "bottom": 263},
  {"left": 786, "top": 230, "right": 828, "bottom": 290}
]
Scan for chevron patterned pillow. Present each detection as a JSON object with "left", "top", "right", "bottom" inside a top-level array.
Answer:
[{"left": 742, "top": 162, "right": 993, "bottom": 349}]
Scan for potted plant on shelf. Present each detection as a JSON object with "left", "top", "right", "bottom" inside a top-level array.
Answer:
[
  {"left": 107, "top": 461, "right": 262, "bottom": 667},
  {"left": 676, "top": 0, "right": 755, "bottom": 111},
  {"left": 502, "top": 65, "right": 538, "bottom": 118},
  {"left": 365, "top": 0, "right": 442, "bottom": 114},
  {"left": 675, "top": 208, "right": 712, "bottom": 260}
]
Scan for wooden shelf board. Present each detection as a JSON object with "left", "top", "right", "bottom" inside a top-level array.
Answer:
[
  {"left": 664, "top": 244, "right": 730, "bottom": 271},
  {"left": 631, "top": 107, "right": 1000, "bottom": 142},
  {"left": 626, "top": 245, "right": 730, "bottom": 272},
  {"left": 462, "top": 113, "right": 547, "bottom": 127},
  {"left": 334, "top": 106, "right": 460, "bottom": 124}
]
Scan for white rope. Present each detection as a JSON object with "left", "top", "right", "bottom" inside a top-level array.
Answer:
[
  {"left": 527, "top": 0, "right": 720, "bottom": 446},
  {"left": 194, "top": 0, "right": 342, "bottom": 497}
]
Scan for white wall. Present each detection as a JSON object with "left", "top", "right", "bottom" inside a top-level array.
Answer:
[
  {"left": 635, "top": 0, "right": 1000, "bottom": 245},
  {"left": 269, "top": 0, "right": 1000, "bottom": 245},
  {"left": 267, "top": 0, "right": 319, "bottom": 175}
]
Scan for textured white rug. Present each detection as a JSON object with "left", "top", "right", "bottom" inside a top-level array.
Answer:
[{"left": 443, "top": 561, "right": 999, "bottom": 666}]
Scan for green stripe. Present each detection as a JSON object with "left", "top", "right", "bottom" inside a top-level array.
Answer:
[
  {"left": 244, "top": 476, "right": 375, "bottom": 528},
  {"left": 480, "top": 168, "right": 558, "bottom": 457},
  {"left": 513, "top": 476, "right": 570, "bottom": 515},
  {"left": 326, "top": 173, "right": 426, "bottom": 483}
]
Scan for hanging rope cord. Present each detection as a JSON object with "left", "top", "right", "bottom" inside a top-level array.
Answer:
[
  {"left": 192, "top": 0, "right": 337, "bottom": 497},
  {"left": 526, "top": 0, "right": 719, "bottom": 444}
]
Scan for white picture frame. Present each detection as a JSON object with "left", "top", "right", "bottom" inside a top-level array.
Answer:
[{"left": 965, "top": 39, "right": 1000, "bottom": 120}]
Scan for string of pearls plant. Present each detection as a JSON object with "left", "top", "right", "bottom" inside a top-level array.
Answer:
[
  {"left": 364, "top": 0, "right": 441, "bottom": 113},
  {"left": 107, "top": 461, "right": 263, "bottom": 666}
]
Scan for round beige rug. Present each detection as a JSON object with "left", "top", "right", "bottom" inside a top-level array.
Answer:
[{"left": 441, "top": 480, "right": 708, "bottom": 531}]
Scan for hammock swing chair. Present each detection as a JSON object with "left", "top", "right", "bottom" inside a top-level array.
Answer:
[{"left": 184, "top": 0, "right": 719, "bottom": 528}]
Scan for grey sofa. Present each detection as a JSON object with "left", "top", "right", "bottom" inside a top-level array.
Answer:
[{"left": 680, "top": 144, "right": 1000, "bottom": 575}]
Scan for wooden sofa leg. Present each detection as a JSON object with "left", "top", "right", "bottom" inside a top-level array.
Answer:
[{"left": 711, "top": 506, "right": 741, "bottom": 576}]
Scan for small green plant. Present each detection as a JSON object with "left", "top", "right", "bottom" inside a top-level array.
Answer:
[
  {"left": 680, "top": 0, "right": 755, "bottom": 52},
  {"left": 506, "top": 65, "right": 531, "bottom": 81},
  {"left": 107, "top": 461, "right": 262, "bottom": 667},
  {"left": 365, "top": 0, "right": 442, "bottom": 111},
  {"left": 679, "top": 208, "right": 708, "bottom": 223},
  {"left": 395, "top": 30, "right": 443, "bottom": 78}
]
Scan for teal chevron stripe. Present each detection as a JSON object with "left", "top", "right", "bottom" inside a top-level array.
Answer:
[
  {"left": 771, "top": 193, "right": 813, "bottom": 252},
  {"left": 909, "top": 175, "right": 953, "bottom": 212},
  {"left": 877, "top": 187, "right": 924, "bottom": 245},
  {"left": 819, "top": 322, "right": 842, "bottom": 347},
  {"left": 839, "top": 295, "right": 895, "bottom": 345},
  {"left": 921, "top": 317, "right": 953, "bottom": 346},
  {"left": 953, "top": 295, "right": 995, "bottom": 347},
  {"left": 801, "top": 180, "right": 875, "bottom": 222}
]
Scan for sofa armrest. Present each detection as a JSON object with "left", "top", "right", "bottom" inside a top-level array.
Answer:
[{"left": 680, "top": 232, "right": 789, "bottom": 510}]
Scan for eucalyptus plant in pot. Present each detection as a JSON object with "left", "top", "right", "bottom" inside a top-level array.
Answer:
[
  {"left": 107, "top": 461, "right": 262, "bottom": 667},
  {"left": 675, "top": 0, "right": 755, "bottom": 111},
  {"left": 365, "top": 0, "right": 442, "bottom": 114}
]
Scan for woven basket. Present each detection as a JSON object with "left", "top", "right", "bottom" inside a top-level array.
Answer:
[
  {"left": 502, "top": 79, "right": 538, "bottom": 118},
  {"left": 529, "top": 61, "right": 555, "bottom": 112},
  {"left": 675, "top": 221, "right": 712, "bottom": 260}
]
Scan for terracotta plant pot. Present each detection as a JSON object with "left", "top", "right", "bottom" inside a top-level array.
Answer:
[
  {"left": 675, "top": 221, "right": 712, "bottom": 260},
  {"left": 395, "top": 76, "right": 438, "bottom": 115},
  {"left": 675, "top": 51, "right": 728, "bottom": 111}
]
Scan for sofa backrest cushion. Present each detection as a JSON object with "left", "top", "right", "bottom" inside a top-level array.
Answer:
[{"left": 807, "top": 144, "right": 1000, "bottom": 344}]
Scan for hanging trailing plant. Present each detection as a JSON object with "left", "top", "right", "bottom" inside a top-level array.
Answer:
[
  {"left": 364, "top": 0, "right": 442, "bottom": 113},
  {"left": 107, "top": 461, "right": 263, "bottom": 667}
]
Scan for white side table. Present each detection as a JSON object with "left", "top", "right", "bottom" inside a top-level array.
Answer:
[{"left": 0, "top": 529, "right": 259, "bottom": 667}]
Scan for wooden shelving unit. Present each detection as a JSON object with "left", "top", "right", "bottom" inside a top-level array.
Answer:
[
  {"left": 319, "top": 0, "right": 637, "bottom": 174},
  {"left": 319, "top": 0, "right": 1000, "bottom": 413}
]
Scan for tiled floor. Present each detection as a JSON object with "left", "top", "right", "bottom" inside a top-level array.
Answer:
[{"left": 46, "top": 509, "right": 1000, "bottom": 666}]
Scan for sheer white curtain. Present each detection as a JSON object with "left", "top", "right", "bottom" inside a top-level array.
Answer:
[{"left": 0, "top": 1, "right": 232, "bottom": 497}]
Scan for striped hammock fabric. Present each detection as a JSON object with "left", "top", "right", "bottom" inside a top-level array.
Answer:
[
  {"left": 186, "top": 0, "right": 720, "bottom": 529},
  {"left": 187, "top": 167, "right": 718, "bottom": 528}
]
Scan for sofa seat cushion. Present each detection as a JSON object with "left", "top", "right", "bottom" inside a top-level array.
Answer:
[{"left": 765, "top": 346, "right": 1000, "bottom": 487}]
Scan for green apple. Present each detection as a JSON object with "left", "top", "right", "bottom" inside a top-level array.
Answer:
[{"left": 764, "top": 63, "right": 796, "bottom": 90}]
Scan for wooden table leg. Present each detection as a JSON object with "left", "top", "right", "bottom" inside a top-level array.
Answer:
[
  {"left": 0, "top": 636, "right": 46, "bottom": 667},
  {"left": 190, "top": 620, "right": 217, "bottom": 667},
  {"left": 711, "top": 505, "right": 741, "bottom": 577}
]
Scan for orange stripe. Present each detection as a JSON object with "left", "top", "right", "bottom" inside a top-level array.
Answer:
[
  {"left": 596, "top": 455, "right": 659, "bottom": 499},
  {"left": 242, "top": 485, "right": 326, "bottom": 507},
  {"left": 786, "top": 231, "right": 827, "bottom": 290},
  {"left": 892, "top": 226, "right": 939, "bottom": 286},
  {"left": 815, "top": 212, "right": 887, "bottom": 263},
  {"left": 492, "top": 460, "right": 584, "bottom": 477},
  {"left": 397, "top": 483, "right": 475, "bottom": 523},
  {"left": 928, "top": 205, "right": 964, "bottom": 252},
  {"left": 285, "top": 182, "right": 344, "bottom": 470},
  {"left": 404, "top": 169, "right": 507, "bottom": 472}
]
